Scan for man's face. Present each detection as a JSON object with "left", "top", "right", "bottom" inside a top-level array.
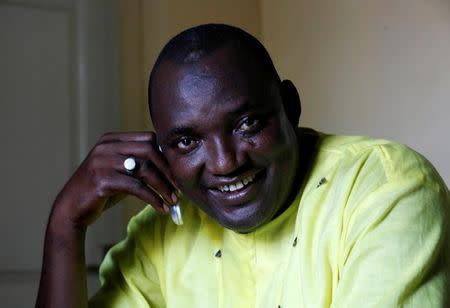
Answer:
[{"left": 151, "top": 47, "right": 299, "bottom": 233}]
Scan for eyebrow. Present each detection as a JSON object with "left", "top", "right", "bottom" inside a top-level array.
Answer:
[
  {"left": 164, "top": 100, "right": 256, "bottom": 141},
  {"left": 226, "top": 99, "right": 276, "bottom": 117},
  {"left": 227, "top": 100, "right": 253, "bottom": 116},
  {"left": 166, "top": 126, "right": 198, "bottom": 140}
]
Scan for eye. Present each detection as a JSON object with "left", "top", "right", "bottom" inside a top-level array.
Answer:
[
  {"left": 237, "top": 116, "right": 260, "bottom": 133},
  {"left": 176, "top": 136, "right": 198, "bottom": 151}
]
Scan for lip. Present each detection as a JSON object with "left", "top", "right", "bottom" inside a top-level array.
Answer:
[
  {"left": 207, "top": 169, "right": 266, "bottom": 207},
  {"left": 207, "top": 169, "right": 264, "bottom": 188}
]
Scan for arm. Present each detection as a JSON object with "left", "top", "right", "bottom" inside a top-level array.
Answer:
[
  {"left": 332, "top": 145, "right": 449, "bottom": 307},
  {"left": 35, "top": 132, "right": 177, "bottom": 308},
  {"left": 36, "top": 204, "right": 88, "bottom": 308}
]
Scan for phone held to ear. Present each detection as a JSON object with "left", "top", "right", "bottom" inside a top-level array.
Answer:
[{"left": 158, "top": 144, "right": 183, "bottom": 225}]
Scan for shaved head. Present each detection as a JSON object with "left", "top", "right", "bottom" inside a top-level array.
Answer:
[{"left": 148, "top": 24, "right": 281, "bottom": 117}]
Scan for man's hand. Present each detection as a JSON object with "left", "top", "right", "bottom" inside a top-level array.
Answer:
[
  {"left": 36, "top": 131, "right": 177, "bottom": 308},
  {"left": 52, "top": 131, "right": 178, "bottom": 228}
]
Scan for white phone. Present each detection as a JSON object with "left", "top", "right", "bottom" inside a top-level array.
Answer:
[{"left": 158, "top": 144, "right": 183, "bottom": 225}]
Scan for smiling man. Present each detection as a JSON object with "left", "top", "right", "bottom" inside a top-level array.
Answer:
[
  {"left": 37, "top": 24, "right": 449, "bottom": 307},
  {"left": 150, "top": 40, "right": 302, "bottom": 233}
]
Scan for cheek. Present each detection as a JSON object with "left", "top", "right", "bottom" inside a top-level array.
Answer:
[
  {"left": 246, "top": 119, "right": 293, "bottom": 160},
  {"left": 167, "top": 154, "right": 203, "bottom": 190}
]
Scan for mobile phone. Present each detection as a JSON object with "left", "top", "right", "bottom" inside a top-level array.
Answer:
[{"left": 158, "top": 144, "right": 183, "bottom": 225}]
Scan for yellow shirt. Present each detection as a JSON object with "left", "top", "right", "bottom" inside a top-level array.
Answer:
[{"left": 89, "top": 132, "right": 449, "bottom": 307}]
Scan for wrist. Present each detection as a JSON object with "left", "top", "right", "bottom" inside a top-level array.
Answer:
[{"left": 48, "top": 200, "right": 87, "bottom": 239}]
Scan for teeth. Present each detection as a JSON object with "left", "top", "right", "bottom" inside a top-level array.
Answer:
[
  {"left": 218, "top": 174, "right": 256, "bottom": 192},
  {"left": 235, "top": 181, "right": 244, "bottom": 190}
]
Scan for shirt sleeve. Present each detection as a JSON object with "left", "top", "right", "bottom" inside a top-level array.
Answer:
[
  {"left": 331, "top": 143, "right": 449, "bottom": 307},
  {"left": 89, "top": 208, "right": 166, "bottom": 308}
]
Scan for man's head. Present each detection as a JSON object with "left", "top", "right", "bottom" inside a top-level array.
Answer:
[{"left": 149, "top": 24, "right": 302, "bottom": 233}]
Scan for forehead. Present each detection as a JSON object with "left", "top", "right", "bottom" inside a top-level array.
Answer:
[{"left": 151, "top": 47, "right": 276, "bottom": 131}]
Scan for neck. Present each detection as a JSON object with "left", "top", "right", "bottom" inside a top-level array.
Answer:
[{"left": 274, "top": 127, "right": 319, "bottom": 218}]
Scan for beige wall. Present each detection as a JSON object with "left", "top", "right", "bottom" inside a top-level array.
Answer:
[{"left": 262, "top": 0, "right": 450, "bottom": 184}]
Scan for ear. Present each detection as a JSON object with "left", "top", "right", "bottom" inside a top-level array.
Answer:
[{"left": 280, "top": 79, "right": 301, "bottom": 127}]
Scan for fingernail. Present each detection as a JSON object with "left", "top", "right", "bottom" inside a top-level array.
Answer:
[
  {"left": 163, "top": 203, "right": 170, "bottom": 213},
  {"left": 171, "top": 192, "right": 178, "bottom": 204}
]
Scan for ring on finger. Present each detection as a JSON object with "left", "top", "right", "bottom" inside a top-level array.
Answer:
[{"left": 124, "top": 157, "right": 139, "bottom": 175}]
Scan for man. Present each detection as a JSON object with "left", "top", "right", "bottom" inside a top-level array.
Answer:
[{"left": 37, "top": 24, "right": 449, "bottom": 307}]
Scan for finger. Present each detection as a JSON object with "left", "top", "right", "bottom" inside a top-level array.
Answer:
[
  {"left": 93, "top": 153, "right": 176, "bottom": 205},
  {"left": 98, "top": 131, "right": 157, "bottom": 144},
  {"left": 135, "top": 160, "right": 177, "bottom": 204},
  {"left": 122, "top": 144, "right": 176, "bottom": 188},
  {"left": 103, "top": 172, "right": 168, "bottom": 213},
  {"left": 96, "top": 141, "right": 177, "bottom": 188}
]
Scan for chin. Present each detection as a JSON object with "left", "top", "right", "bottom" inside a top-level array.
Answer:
[{"left": 211, "top": 200, "right": 276, "bottom": 233}]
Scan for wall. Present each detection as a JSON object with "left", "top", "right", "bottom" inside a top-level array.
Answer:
[
  {"left": 0, "top": 0, "right": 121, "bottom": 304},
  {"left": 261, "top": 0, "right": 450, "bottom": 184}
]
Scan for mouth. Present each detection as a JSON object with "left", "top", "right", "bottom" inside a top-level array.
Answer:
[
  {"left": 217, "top": 173, "right": 257, "bottom": 192},
  {"left": 208, "top": 169, "right": 266, "bottom": 207}
]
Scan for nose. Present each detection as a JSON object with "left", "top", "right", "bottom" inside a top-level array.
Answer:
[{"left": 205, "top": 136, "right": 243, "bottom": 176}]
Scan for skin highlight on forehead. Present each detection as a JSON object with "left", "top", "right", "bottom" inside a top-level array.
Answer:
[
  {"left": 151, "top": 46, "right": 277, "bottom": 121},
  {"left": 178, "top": 72, "right": 218, "bottom": 107}
]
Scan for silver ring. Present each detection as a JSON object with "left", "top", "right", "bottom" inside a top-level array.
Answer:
[{"left": 123, "top": 157, "right": 137, "bottom": 175}]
